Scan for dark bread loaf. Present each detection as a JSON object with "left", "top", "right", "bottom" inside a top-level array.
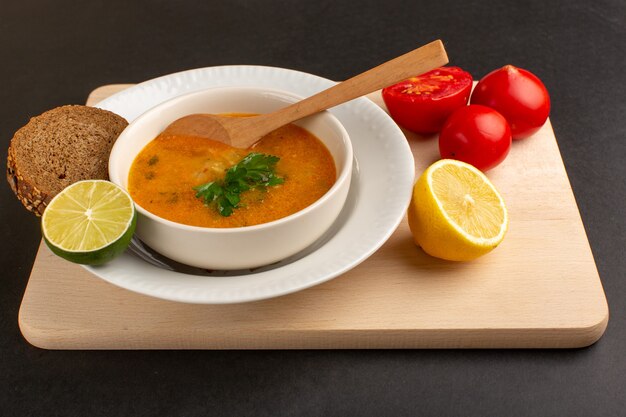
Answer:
[{"left": 7, "top": 105, "right": 128, "bottom": 215}]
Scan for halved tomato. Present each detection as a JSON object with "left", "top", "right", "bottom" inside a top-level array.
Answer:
[{"left": 382, "top": 66, "right": 473, "bottom": 135}]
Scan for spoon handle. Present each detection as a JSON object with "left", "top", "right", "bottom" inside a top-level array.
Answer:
[{"left": 245, "top": 40, "right": 448, "bottom": 140}]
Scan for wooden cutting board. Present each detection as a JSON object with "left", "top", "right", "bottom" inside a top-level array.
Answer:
[{"left": 18, "top": 84, "right": 608, "bottom": 349}]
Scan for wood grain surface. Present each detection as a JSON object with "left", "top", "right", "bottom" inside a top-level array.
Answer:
[{"left": 17, "top": 84, "right": 609, "bottom": 349}]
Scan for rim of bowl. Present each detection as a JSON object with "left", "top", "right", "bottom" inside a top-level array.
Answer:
[{"left": 109, "top": 85, "right": 354, "bottom": 234}]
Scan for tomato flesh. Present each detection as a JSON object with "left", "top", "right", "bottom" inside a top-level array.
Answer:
[
  {"left": 382, "top": 66, "right": 473, "bottom": 134},
  {"left": 470, "top": 65, "right": 550, "bottom": 140},
  {"left": 438, "top": 105, "right": 512, "bottom": 171}
]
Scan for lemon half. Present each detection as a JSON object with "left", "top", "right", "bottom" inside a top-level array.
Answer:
[{"left": 408, "top": 159, "right": 508, "bottom": 261}]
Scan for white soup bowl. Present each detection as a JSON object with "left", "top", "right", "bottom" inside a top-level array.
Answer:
[{"left": 108, "top": 86, "right": 353, "bottom": 270}]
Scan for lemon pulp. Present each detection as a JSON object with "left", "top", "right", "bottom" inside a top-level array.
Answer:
[{"left": 408, "top": 159, "right": 508, "bottom": 261}]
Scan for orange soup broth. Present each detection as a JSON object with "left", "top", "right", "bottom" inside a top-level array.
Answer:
[{"left": 128, "top": 123, "right": 336, "bottom": 228}]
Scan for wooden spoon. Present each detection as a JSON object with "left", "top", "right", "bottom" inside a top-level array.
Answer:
[{"left": 163, "top": 40, "right": 448, "bottom": 149}]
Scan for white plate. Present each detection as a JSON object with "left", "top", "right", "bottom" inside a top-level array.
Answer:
[{"left": 85, "top": 65, "right": 414, "bottom": 304}]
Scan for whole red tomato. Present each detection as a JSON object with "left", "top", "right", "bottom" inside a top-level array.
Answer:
[
  {"left": 439, "top": 105, "right": 512, "bottom": 171},
  {"left": 382, "top": 66, "right": 473, "bottom": 135},
  {"left": 470, "top": 65, "right": 550, "bottom": 139}
]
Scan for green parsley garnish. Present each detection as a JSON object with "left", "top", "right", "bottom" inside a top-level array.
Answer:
[{"left": 193, "top": 152, "right": 284, "bottom": 217}]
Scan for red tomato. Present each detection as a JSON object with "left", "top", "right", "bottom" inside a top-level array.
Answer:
[
  {"left": 439, "top": 105, "right": 512, "bottom": 171},
  {"left": 382, "top": 66, "right": 473, "bottom": 134},
  {"left": 470, "top": 65, "right": 550, "bottom": 139}
]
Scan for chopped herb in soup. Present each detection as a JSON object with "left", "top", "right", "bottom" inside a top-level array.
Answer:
[{"left": 194, "top": 152, "right": 284, "bottom": 217}]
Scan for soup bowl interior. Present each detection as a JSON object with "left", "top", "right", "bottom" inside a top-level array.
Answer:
[{"left": 109, "top": 86, "right": 353, "bottom": 270}]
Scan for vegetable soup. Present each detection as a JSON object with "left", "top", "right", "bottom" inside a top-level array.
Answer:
[{"left": 128, "top": 116, "right": 336, "bottom": 228}]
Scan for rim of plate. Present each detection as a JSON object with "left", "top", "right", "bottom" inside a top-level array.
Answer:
[{"left": 84, "top": 65, "right": 414, "bottom": 304}]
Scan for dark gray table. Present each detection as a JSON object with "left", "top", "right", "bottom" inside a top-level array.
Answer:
[{"left": 1, "top": 0, "right": 624, "bottom": 415}]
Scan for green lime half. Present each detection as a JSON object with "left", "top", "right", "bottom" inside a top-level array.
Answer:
[{"left": 42, "top": 180, "right": 136, "bottom": 265}]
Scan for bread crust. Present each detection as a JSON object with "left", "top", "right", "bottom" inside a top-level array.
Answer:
[{"left": 6, "top": 105, "right": 128, "bottom": 216}]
